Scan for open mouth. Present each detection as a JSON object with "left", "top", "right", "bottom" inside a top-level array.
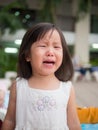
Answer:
[{"left": 43, "top": 61, "right": 55, "bottom": 65}]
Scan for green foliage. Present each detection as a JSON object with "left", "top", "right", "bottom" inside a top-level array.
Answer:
[
  {"left": 37, "top": 0, "right": 62, "bottom": 23},
  {"left": 0, "top": 0, "right": 27, "bottom": 34},
  {"left": 90, "top": 59, "right": 98, "bottom": 66},
  {"left": 0, "top": 48, "right": 17, "bottom": 77},
  {"left": 0, "top": 11, "right": 23, "bottom": 34}
]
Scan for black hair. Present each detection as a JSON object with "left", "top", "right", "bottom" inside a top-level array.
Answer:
[{"left": 17, "top": 22, "right": 74, "bottom": 81}]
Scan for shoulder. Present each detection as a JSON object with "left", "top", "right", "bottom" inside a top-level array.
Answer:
[
  {"left": 9, "top": 77, "right": 27, "bottom": 99},
  {"left": 15, "top": 78, "right": 28, "bottom": 95},
  {"left": 61, "top": 81, "right": 73, "bottom": 96},
  {"left": 61, "top": 80, "right": 73, "bottom": 88},
  {"left": 9, "top": 78, "right": 25, "bottom": 97},
  {"left": 15, "top": 77, "right": 27, "bottom": 88},
  {"left": 16, "top": 77, "right": 26, "bottom": 84}
]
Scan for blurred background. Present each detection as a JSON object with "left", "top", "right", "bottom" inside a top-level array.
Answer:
[
  {"left": 0, "top": 0, "right": 98, "bottom": 78},
  {"left": 0, "top": 1, "right": 98, "bottom": 129}
]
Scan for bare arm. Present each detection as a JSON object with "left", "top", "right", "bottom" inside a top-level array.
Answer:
[
  {"left": 67, "top": 86, "right": 81, "bottom": 130},
  {"left": 1, "top": 82, "right": 16, "bottom": 130}
]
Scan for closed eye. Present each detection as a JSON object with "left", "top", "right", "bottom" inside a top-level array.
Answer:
[
  {"left": 40, "top": 45, "right": 46, "bottom": 47},
  {"left": 54, "top": 46, "right": 61, "bottom": 49},
  {"left": 38, "top": 44, "right": 46, "bottom": 47}
]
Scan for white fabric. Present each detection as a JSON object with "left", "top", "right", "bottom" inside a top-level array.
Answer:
[
  {"left": 0, "top": 108, "right": 7, "bottom": 121},
  {"left": 15, "top": 78, "right": 72, "bottom": 130}
]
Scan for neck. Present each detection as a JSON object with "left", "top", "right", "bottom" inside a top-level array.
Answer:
[
  {"left": 28, "top": 74, "right": 60, "bottom": 90},
  {"left": 31, "top": 74, "right": 58, "bottom": 84}
]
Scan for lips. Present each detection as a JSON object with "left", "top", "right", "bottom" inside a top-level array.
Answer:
[
  {"left": 42, "top": 59, "right": 56, "bottom": 69},
  {"left": 43, "top": 61, "right": 55, "bottom": 65}
]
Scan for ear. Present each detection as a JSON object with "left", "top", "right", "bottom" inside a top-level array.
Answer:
[
  {"left": 25, "top": 51, "right": 30, "bottom": 62},
  {"left": 25, "top": 51, "right": 31, "bottom": 62},
  {"left": 26, "top": 56, "right": 30, "bottom": 62}
]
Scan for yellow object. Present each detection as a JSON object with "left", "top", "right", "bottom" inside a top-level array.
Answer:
[{"left": 77, "top": 107, "right": 98, "bottom": 124}]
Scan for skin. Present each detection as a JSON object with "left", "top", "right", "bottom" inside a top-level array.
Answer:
[
  {"left": 1, "top": 29, "right": 81, "bottom": 130},
  {"left": 27, "top": 29, "right": 63, "bottom": 90}
]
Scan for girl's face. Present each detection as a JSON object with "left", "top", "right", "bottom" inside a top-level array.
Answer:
[{"left": 27, "top": 29, "right": 63, "bottom": 77}]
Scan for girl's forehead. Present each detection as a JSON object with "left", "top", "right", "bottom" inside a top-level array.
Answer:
[{"left": 39, "top": 29, "right": 60, "bottom": 40}]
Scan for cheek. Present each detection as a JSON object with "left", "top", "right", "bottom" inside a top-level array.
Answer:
[
  {"left": 30, "top": 52, "right": 43, "bottom": 66},
  {"left": 57, "top": 51, "right": 63, "bottom": 65}
]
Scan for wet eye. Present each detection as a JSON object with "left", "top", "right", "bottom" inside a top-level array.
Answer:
[
  {"left": 40, "top": 45, "right": 46, "bottom": 47},
  {"left": 54, "top": 46, "right": 61, "bottom": 49},
  {"left": 38, "top": 44, "right": 46, "bottom": 47}
]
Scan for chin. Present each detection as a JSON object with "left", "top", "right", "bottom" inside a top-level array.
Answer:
[{"left": 40, "top": 71, "right": 55, "bottom": 76}]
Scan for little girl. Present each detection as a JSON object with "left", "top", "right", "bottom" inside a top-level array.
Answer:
[{"left": 2, "top": 22, "right": 81, "bottom": 130}]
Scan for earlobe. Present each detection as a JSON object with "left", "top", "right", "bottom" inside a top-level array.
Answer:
[
  {"left": 26, "top": 57, "right": 30, "bottom": 62},
  {"left": 25, "top": 53, "right": 30, "bottom": 62},
  {"left": 26, "top": 59, "right": 30, "bottom": 62},
  {"left": 25, "top": 51, "right": 30, "bottom": 62}
]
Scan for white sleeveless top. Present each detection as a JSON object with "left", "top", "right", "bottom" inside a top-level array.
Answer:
[{"left": 15, "top": 78, "right": 72, "bottom": 130}]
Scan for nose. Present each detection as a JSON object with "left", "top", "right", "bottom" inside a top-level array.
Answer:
[{"left": 46, "top": 48, "right": 54, "bottom": 57}]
